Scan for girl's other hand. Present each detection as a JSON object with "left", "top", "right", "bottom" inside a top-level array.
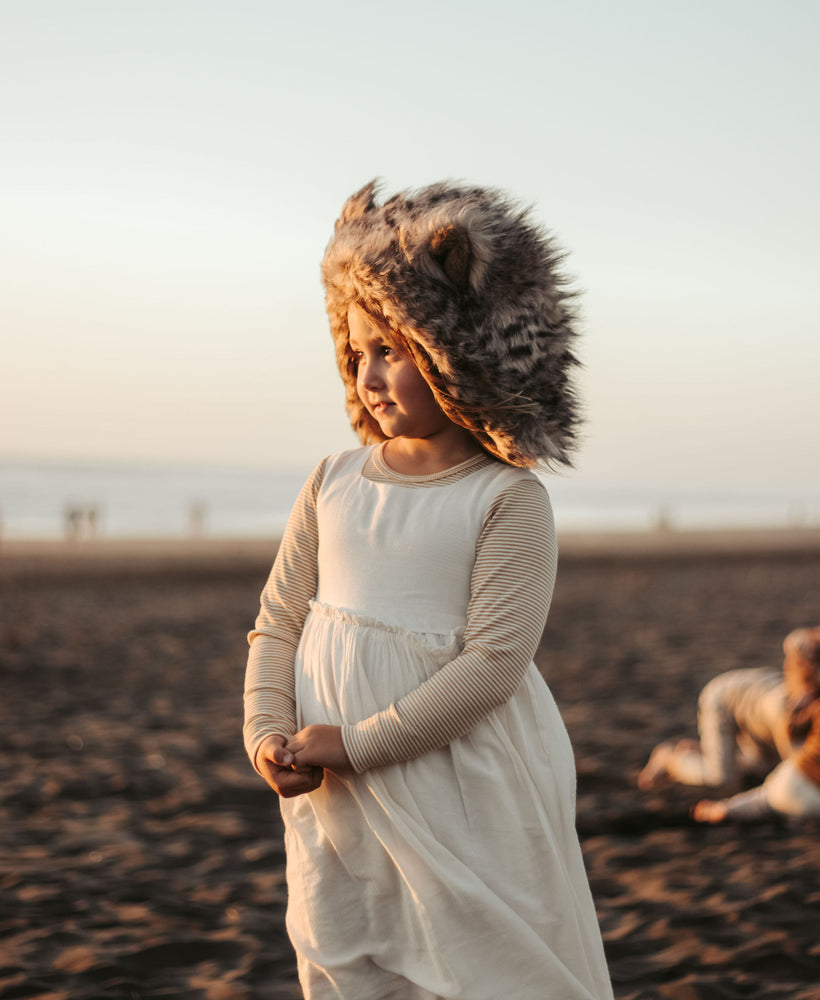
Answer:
[
  {"left": 288, "top": 725, "right": 351, "bottom": 773},
  {"left": 692, "top": 799, "right": 729, "bottom": 823},
  {"left": 256, "top": 734, "right": 323, "bottom": 798}
]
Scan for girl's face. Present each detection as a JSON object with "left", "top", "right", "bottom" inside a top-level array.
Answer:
[{"left": 348, "top": 304, "right": 452, "bottom": 442}]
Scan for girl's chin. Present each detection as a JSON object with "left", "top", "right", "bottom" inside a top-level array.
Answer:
[{"left": 372, "top": 414, "right": 401, "bottom": 436}]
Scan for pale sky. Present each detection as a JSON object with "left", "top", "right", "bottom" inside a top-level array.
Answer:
[{"left": 3, "top": 0, "right": 819, "bottom": 499}]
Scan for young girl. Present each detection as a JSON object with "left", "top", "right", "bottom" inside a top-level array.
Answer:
[
  {"left": 244, "top": 180, "right": 613, "bottom": 999},
  {"left": 692, "top": 627, "right": 820, "bottom": 822}
]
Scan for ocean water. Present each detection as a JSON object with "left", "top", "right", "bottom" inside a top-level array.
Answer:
[
  {"left": 0, "top": 457, "right": 817, "bottom": 540},
  {"left": 0, "top": 459, "right": 309, "bottom": 540}
]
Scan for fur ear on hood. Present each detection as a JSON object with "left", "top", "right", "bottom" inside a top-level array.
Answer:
[
  {"left": 426, "top": 225, "right": 473, "bottom": 289},
  {"left": 321, "top": 179, "right": 581, "bottom": 468}
]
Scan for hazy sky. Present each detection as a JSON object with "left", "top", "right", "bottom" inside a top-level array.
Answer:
[{"left": 3, "top": 0, "right": 818, "bottom": 498}]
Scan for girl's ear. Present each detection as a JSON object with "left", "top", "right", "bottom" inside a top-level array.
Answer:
[
  {"left": 428, "top": 225, "right": 473, "bottom": 289},
  {"left": 337, "top": 179, "right": 380, "bottom": 228}
]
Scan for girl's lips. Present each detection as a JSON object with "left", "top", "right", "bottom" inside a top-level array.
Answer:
[{"left": 372, "top": 401, "right": 393, "bottom": 414}]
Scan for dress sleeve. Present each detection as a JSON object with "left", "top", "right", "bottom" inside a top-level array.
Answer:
[
  {"left": 243, "top": 459, "right": 325, "bottom": 773},
  {"left": 341, "top": 477, "right": 557, "bottom": 772},
  {"left": 720, "top": 785, "right": 774, "bottom": 821}
]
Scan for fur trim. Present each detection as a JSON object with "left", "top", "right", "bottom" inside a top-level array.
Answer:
[{"left": 321, "top": 179, "right": 581, "bottom": 468}]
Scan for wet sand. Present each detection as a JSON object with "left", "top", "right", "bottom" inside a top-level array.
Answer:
[{"left": 2, "top": 532, "right": 820, "bottom": 999}]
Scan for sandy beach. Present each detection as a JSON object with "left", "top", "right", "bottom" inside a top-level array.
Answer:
[{"left": 2, "top": 529, "right": 820, "bottom": 999}]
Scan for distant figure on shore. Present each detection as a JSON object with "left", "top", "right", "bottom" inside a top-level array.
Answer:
[
  {"left": 86, "top": 505, "right": 100, "bottom": 537},
  {"left": 64, "top": 505, "right": 102, "bottom": 540},
  {"left": 64, "top": 505, "right": 84, "bottom": 540},
  {"left": 188, "top": 502, "right": 206, "bottom": 537},
  {"left": 639, "top": 627, "right": 820, "bottom": 822},
  {"left": 652, "top": 504, "right": 673, "bottom": 532}
]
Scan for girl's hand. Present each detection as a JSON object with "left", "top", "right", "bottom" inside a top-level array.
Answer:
[
  {"left": 692, "top": 798, "right": 729, "bottom": 823},
  {"left": 256, "top": 734, "right": 324, "bottom": 798},
  {"left": 288, "top": 725, "right": 351, "bottom": 773}
]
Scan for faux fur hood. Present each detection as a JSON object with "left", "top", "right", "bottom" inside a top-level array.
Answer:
[{"left": 321, "top": 179, "right": 581, "bottom": 468}]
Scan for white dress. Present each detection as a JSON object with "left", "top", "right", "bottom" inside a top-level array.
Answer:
[{"left": 255, "top": 447, "right": 612, "bottom": 999}]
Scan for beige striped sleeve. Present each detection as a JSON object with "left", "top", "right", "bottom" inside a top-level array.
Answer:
[
  {"left": 242, "top": 459, "right": 325, "bottom": 773},
  {"left": 342, "top": 477, "right": 557, "bottom": 772}
]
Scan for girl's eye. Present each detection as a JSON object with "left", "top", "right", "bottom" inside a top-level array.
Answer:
[{"left": 349, "top": 344, "right": 395, "bottom": 369}]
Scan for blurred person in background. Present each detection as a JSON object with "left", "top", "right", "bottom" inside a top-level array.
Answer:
[{"left": 639, "top": 627, "right": 820, "bottom": 822}]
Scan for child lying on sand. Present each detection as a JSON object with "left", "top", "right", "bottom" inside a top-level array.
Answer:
[{"left": 639, "top": 627, "right": 820, "bottom": 822}]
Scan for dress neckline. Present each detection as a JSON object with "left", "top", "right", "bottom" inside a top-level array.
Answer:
[{"left": 366, "top": 442, "right": 493, "bottom": 484}]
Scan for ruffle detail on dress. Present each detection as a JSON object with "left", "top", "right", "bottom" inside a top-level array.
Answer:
[{"left": 307, "top": 599, "right": 463, "bottom": 666}]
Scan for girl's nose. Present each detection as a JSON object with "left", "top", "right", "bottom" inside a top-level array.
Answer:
[{"left": 360, "top": 359, "right": 385, "bottom": 390}]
